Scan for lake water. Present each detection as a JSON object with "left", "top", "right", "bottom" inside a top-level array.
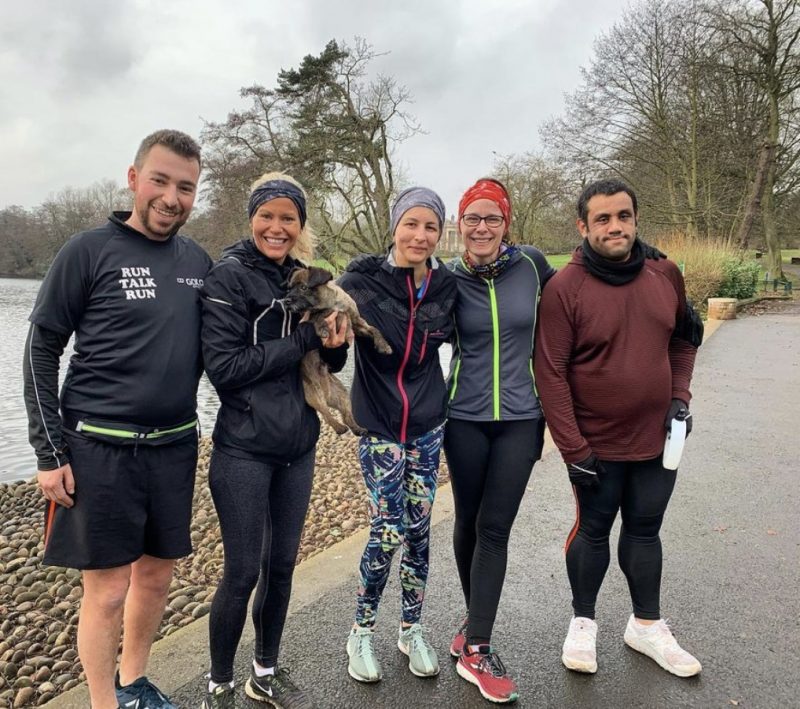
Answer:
[{"left": 0, "top": 277, "right": 450, "bottom": 484}]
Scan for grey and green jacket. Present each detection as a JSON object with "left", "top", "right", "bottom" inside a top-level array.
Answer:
[{"left": 446, "top": 245, "right": 556, "bottom": 421}]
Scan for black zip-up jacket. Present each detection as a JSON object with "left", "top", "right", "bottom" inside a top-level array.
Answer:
[
  {"left": 338, "top": 252, "right": 457, "bottom": 443},
  {"left": 201, "top": 239, "right": 347, "bottom": 464}
]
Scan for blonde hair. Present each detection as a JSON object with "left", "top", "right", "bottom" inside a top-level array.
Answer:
[{"left": 250, "top": 171, "right": 316, "bottom": 263}]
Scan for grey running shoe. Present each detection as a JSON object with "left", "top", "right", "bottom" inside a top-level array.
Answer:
[
  {"left": 244, "top": 666, "right": 312, "bottom": 708},
  {"left": 398, "top": 623, "right": 439, "bottom": 677},
  {"left": 346, "top": 626, "right": 382, "bottom": 682},
  {"left": 200, "top": 682, "right": 236, "bottom": 709}
]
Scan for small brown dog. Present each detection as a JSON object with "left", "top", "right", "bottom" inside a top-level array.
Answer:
[{"left": 284, "top": 267, "right": 392, "bottom": 434}]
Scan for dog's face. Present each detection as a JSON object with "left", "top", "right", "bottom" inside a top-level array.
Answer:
[{"left": 283, "top": 267, "right": 336, "bottom": 313}]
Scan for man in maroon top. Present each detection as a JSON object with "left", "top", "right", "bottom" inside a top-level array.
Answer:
[{"left": 534, "top": 179, "right": 703, "bottom": 679}]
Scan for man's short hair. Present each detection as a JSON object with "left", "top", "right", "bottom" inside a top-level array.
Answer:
[
  {"left": 577, "top": 179, "right": 638, "bottom": 223},
  {"left": 133, "top": 129, "right": 201, "bottom": 170}
]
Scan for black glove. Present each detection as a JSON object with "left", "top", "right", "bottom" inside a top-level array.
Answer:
[
  {"left": 639, "top": 239, "right": 667, "bottom": 260},
  {"left": 566, "top": 454, "right": 603, "bottom": 490},
  {"left": 664, "top": 398, "right": 692, "bottom": 437}
]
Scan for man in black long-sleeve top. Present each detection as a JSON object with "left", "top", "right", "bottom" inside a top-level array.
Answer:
[{"left": 23, "top": 130, "right": 211, "bottom": 709}]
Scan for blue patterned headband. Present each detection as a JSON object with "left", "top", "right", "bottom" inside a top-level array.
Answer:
[{"left": 248, "top": 180, "right": 307, "bottom": 227}]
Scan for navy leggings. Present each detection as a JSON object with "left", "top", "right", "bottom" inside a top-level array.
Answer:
[
  {"left": 444, "top": 418, "right": 544, "bottom": 643},
  {"left": 566, "top": 456, "right": 677, "bottom": 620},
  {"left": 207, "top": 446, "right": 315, "bottom": 683}
]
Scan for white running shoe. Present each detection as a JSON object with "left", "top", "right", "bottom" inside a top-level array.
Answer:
[
  {"left": 561, "top": 616, "right": 598, "bottom": 673},
  {"left": 623, "top": 615, "right": 702, "bottom": 677}
]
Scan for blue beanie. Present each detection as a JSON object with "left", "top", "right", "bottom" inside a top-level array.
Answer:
[{"left": 390, "top": 187, "right": 446, "bottom": 236}]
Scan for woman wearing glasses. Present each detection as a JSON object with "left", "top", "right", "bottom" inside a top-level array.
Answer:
[{"left": 444, "top": 178, "right": 555, "bottom": 704}]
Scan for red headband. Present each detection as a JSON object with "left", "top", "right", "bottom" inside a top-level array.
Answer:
[{"left": 458, "top": 179, "right": 512, "bottom": 228}]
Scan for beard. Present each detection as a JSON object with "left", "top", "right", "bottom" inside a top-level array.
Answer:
[{"left": 138, "top": 201, "right": 187, "bottom": 240}]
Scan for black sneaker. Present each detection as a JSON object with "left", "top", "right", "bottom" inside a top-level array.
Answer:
[
  {"left": 115, "top": 674, "right": 176, "bottom": 708},
  {"left": 244, "top": 667, "right": 312, "bottom": 708},
  {"left": 200, "top": 682, "right": 236, "bottom": 709}
]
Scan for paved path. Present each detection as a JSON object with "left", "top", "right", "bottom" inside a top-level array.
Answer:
[{"left": 49, "top": 302, "right": 800, "bottom": 708}]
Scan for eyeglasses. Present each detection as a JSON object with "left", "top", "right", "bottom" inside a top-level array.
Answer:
[{"left": 462, "top": 213, "right": 505, "bottom": 228}]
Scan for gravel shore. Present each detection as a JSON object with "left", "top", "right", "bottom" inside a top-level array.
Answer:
[{"left": 0, "top": 425, "right": 449, "bottom": 708}]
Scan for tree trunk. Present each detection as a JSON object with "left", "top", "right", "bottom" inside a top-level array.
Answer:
[
  {"left": 763, "top": 83, "right": 784, "bottom": 279},
  {"left": 763, "top": 162, "right": 784, "bottom": 280},
  {"left": 735, "top": 140, "right": 773, "bottom": 250}
]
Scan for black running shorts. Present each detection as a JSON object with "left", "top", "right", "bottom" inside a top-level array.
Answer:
[{"left": 42, "top": 430, "right": 198, "bottom": 569}]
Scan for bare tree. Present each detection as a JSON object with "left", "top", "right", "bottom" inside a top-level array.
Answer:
[
  {"left": 710, "top": 0, "right": 800, "bottom": 278},
  {"left": 542, "top": 0, "right": 800, "bottom": 249},
  {"left": 491, "top": 152, "right": 577, "bottom": 251},
  {"left": 200, "top": 38, "right": 420, "bottom": 262}
]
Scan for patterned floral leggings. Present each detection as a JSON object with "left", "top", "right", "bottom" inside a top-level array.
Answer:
[{"left": 354, "top": 424, "right": 444, "bottom": 628}]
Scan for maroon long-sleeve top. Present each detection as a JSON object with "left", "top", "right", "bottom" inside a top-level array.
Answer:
[{"left": 534, "top": 247, "right": 697, "bottom": 463}]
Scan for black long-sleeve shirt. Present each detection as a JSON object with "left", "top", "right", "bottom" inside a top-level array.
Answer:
[
  {"left": 23, "top": 324, "right": 71, "bottom": 470},
  {"left": 23, "top": 213, "right": 212, "bottom": 470}
]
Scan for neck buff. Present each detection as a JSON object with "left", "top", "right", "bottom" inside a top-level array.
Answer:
[
  {"left": 390, "top": 186, "right": 446, "bottom": 235},
  {"left": 462, "top": 240, "right": 518, "bottom": 279},
  {"left": 457, "top": 178, "right": 512, "bottom": 227},
  {"left": 581, "top": 237, "right": 645, "bottom": 285},
  {"left": 248, "top": 180, "right": 307, "bottom": 227}
]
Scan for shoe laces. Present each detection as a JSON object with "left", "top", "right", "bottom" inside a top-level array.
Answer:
[
  {"left": 352, "top": 628, "right": 377, "bottom": 658},
  {"left": 404, "top": 623, "right": 433, "bottom": 654},
  {"left": 568, "top": 618, "right": 596, "bottom": 650},
  {"left": 270, "top": 667, "right": 300, "bottom": 693},
  {"left": 477, "top": 650, "right": 508, "bottom": 678},
  {"left": 136, "top": 678, "right": 170, "bottom": 707},
  {"left": 648, "top": 619, "right": 680, "bottom": 648}
]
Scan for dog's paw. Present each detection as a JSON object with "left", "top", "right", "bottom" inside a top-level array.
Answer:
[
  {"left": 349, "top": 424, "right": 367, "bottom": 435},
  {"left": 377, "top": 342, "right": 392, "bottom": 355},
  {"left": 331, "top": 421, "right": 350, "bottom": 435}
]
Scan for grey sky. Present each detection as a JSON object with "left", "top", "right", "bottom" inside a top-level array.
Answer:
[{"left": 1, "top": 0, "right": 630, "bottom": 216}]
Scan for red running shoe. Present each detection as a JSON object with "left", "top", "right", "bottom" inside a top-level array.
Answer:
[
  {"left": 449, "top": 618, "right": 468, "bottom": 658},
  {"left": 456, "top": 645, "right": 519, "bottom": 704}
]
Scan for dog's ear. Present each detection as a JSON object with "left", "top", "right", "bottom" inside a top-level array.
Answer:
[
  {"left": 284, "top": 267, "right": 307, "bottom": 289},
  {"left": 306, "top": 267, "right": 334, "bottom": 289}
]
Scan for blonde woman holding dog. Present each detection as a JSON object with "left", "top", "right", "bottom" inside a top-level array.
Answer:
[
  {"left": 338, "top": 187, "right": 457, "bottom": 684},
  {"left": 199, "top": 173, "right": 349, "bottom": 709}
]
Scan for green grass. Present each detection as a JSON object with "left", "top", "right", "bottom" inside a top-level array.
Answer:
[
  {"left": 546, "top": 253, "right": 572, "bottom": 269},
  {"left": 311, "top": 257, "right": 346, "bottom": 274},
  {"left": 782, "top": 249, "right": 800, "bottom": 263}
]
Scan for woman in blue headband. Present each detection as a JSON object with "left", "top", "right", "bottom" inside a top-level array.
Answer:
[
  {"left": 199, "top": 172, "right": 349, "bottom": 709},
  {"left": 338, "top": 187, "right": 457, "bottom": 685}
]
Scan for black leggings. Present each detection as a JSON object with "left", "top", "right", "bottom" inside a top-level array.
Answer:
[
  {"left": 566, "top": 456, "right": 677, "bottom": 621},
  {"left": 444, "top": 418, "right": 544, "bottom": 643},
  {"left": 207, "top": 446, "right": 315, "bottom": 683}
]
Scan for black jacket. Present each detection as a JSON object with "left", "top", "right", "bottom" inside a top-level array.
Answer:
[
  {"left": 338, "top": 253, "right": 456, "bottom": 443},
  {"left": 201, "top": 239, "right": 347, "bottom": 464}
]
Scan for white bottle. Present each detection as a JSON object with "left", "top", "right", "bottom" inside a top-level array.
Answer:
[{"left": 662, "top": 418, "right": 687, "bottom": 470}]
